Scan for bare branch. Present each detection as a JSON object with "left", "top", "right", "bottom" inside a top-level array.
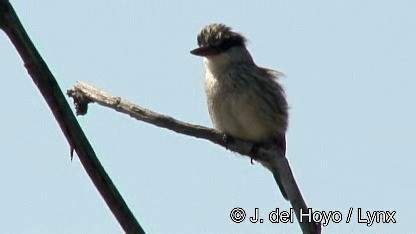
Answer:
[{"left": 68, "top": 81, "right": 321, "bottom": 234}]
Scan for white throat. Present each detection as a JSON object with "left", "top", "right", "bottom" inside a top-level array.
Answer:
[{"left": 203, "top": 46, "right": 254, "bottom": 77}]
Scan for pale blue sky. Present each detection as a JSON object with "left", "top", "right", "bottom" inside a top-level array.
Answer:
[{"left": 1, "top": 1, "right": 415, "bottom": 233}]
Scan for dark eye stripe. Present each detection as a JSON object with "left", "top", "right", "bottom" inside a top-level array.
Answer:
[{"left": 216, "top": 37, "right": 244, "bottom": 51}]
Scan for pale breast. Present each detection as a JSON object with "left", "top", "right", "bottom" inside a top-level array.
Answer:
[{"left": 203, "top": 69, "right": 281, "bottom": 142}]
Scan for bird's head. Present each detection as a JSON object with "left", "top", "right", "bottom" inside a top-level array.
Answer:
[{"left": 190, "top": 24, "right": 253, "bottom": 69}]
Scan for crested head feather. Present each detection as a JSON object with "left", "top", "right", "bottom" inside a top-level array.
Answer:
[{"left": 197, "top": 24, "right": 247, "bottom": 51}]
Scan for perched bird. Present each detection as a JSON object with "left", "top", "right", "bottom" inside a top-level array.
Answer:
[{"left": 190, "top": 24, "right": 289, "bottom": 200}]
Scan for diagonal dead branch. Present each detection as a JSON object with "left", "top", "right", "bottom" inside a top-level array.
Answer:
[
  {"left": 0, "top": 1, "right": 144, "bottom": 233},
  {"left": 68, "top": 81, "right": 321, "bottom": 234}
]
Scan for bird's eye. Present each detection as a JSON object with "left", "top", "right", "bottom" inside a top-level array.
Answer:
[
  {"left": 217, "top": 39, "right": 234, "bottom": 51},
  {"left": 209, "top": 38, "right": 221, "bottom": 46}
]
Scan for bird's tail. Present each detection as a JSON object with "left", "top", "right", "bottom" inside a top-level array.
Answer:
[{"left": 273, "top": 170, "right": 289, "bottom": 200}]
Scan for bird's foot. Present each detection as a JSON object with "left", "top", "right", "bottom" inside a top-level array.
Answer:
[
  {"left": 249, "top": 143, "right": 262, "bottom": 165},
  {"left": 222, "top": 134, "right": 235, "bottom": 144}
]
